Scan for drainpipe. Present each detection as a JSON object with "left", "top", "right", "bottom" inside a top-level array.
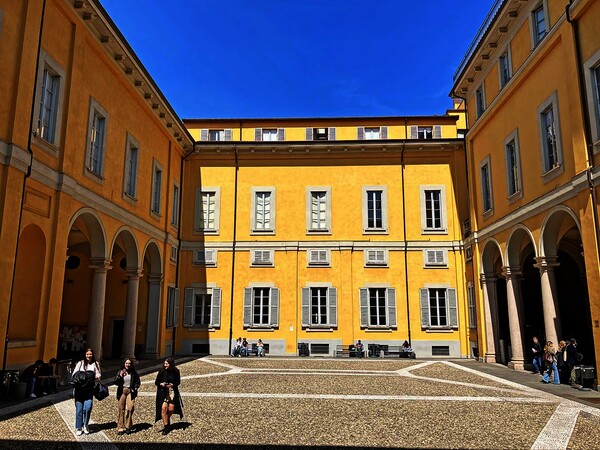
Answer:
[
  {"left": 401, "top": 120, "right": 411, "bottom": 346},
  {"left": 566, "top": 1, "right": 600, "bottom": 268},
  {"left": 3, "top": 0, "right": 46, "bottom": 373},
  {"left": 227, "top": 134, "right": 240, "bottom": 353}
]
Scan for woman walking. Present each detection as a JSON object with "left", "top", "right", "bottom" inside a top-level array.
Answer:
[
  {"left": 72, "top": 348, "right": 101, "bottom": 436},
  {"left": 115, "top": 358, "right": 141, "bottom": 435},
  {"left": 154, "top": 357, "right": 183, "bottom": 435}
]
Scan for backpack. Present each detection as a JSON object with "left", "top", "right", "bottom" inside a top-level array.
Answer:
[{"left": 544, "top": 352, "right": 553, "bottom": 364}]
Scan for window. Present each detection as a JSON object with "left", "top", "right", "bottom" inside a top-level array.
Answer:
[
  {"left": 306, "top": 127, "right": 335, "bottom": 141},
  {"left": 423, "top": 249, "right": 447, "bottom": 267},
  {"left": 85, "top": 98, "right": 108, "bottom": 179},
  {"left": 183, "top": 287, "right": 222, "bottom": 328},
  {"left": 499, "top": 50, "right": 511, "bottom": 88},
  {"left": 467, "top": 282, "right": 476, "bottom": 329},
  {"left": 307, "top": 249, "right": 330, "bottom": 266},
  {"left": 193, "top": 249, "right": 217, "bottom": 266},
  {"left": 531, "top": 3, "right": 547, "bottom": 47},
  {"left": 123, "top": 134, "right": 139, "bottom": 199},
  {"left": 419, "top": 287, "right": 458, "bottom": 329},
  {"left": 251, "top": 249, "right": 274, "bottom": 267},
  {"left": 480, "top": 157, "right": 493, "bottom": 215},
  {"left": 195, "top": 187, "right": 220, "bottom": 233},
  {"left": 314, "top": 128, "right": 328, "bottom": 140},
  {"left": 170, "top": 245, "right": 178, "bottom": 263},
  {"left": 359, "top": 287, "right": 397, "bottom": 329},
  {"left": 583, "top": 50, "right": 600, "bottom": 147},
  {"left": 504, "top": 130, "right": 522, "bottom": 200},
  {"left": 537, "top": 92, "right": 563, "bottom": 181},
  {"left": 301, "top": 286, "right": 337, "bottom": 327},
  {"left": 243, "top": 287, "right": 279, "bottom": 328},
  {"left": 410, "top": 125, "right": 441, "bottom": 139},
  {"left": 262, "top": 129, "right": 278, "bottom": 141},
  {"left": 420, "top": 186, "right": 447, "bottom": 233},
  {"left": 362, "top": 187, "right": 388, "bottom": 233},
  {"left": 209, "top": 130, "right": 224, "bottom": 141},
  {"left": 166, "top": 287, "right": 179, "bottom": 328},
  {"left": 306, "top": 187, "right": 331, "bottom": 232},
  {"left": 465, "top": 246, "right": 473, "bottom": 262},
  {"left": 364, "top": 249, "right": 388, "bottom": 267},
  {"left": 418, "top": 127, "right": 432, "bottom": 139},
  {"left": 151, "top": 160, "right": 162, "bottom": 215},
  {"left": 364, "top": 127, "right": 380, "bottom": 140},
  {"left": 476, "top": 85, "right": 485, "bottom": 118},
  {"left": 32, "top": 50, "right": 65, "bottom": 149},
  {"left": 171, "top": 183, "right": 180, "bottom": 227},
  {"left": 251, "top": 187, "right": 276, "bottom": 233},
  {"left": 594, "top": 65, "right": 600, "bottom": 132}
]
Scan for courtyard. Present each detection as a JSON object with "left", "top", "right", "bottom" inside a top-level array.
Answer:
[{"left": 1, "top": 357, "right": 600, "bottom": 449}]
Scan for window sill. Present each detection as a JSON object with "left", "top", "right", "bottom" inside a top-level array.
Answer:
[
  {"left": 482, "top": 208, "right": 494, "bottom": 220},
  {"left": 507, "top": 190, "right": 523, "bottom": 205},
  {"left": 364, "top": 327, "right": 393, "bottom": 332},
  {"left": 362, "top": 229, "right": 389, "bottom": 235},
  {"left": 306, "top": 229, "right": 331, "bottom": 235},
  {"left": 364, "top": 263, "right": 389, "bottom": 268},
  {"left": 188, "top": 326, "right": 217, "bottom": 332},
  {"left": 84, "top": 167, "right": 105, "bottom": 183},
  {"left": 593, "top": 140, "right": 600, "bottom": 154},
  {"left": 150, "top": 211, "right": 162, "bottom": 221},
  {"left": 421, "top": 229, "right": 448, "bottom": 235},
  {"left": 424, "top": 264, "right": 448, "bottom": 269},
  {"left": 425, "top": 328, "right": 457, "bottom": 333},
  {"left": 32, "top": 134, "right": 60, "bottom": 156},
  {"left": 304, "top": 327, "right": 334, "bottom": 332},
  {"left": 307, "top": 263, "right": 331, "bottom": 268},
  {"left": 541, "top": 164, "right": 564, "bottom": 184},
  {"left": 246, "top": 327, "right": 275, "bottom": 332},
  {"left": 250, "top": 230, "right": 276, "bottom": 236},
  {"left": 195, "top": 229, "right": 219, "bottom": 235},
  {"left": 122, "top": 193, "right": 138, "bottom": 206}
]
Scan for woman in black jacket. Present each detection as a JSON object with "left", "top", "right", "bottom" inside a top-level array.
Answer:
[
  {"left": 115, "top": 358, "right": 141, "bottom": 435},
  {"left": 155, "top": 357, "right": 183, "bottom": 435}
]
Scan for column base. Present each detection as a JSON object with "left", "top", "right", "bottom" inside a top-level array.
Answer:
[
  {"left": 508, "top": 359, "right": 525, "bottom": 371},
  {"left": 484, "top": 353, "right": 497, "bottom": 363}
]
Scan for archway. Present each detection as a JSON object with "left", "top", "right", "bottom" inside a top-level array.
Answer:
[{"left": 140, "top": 241, "right": 162, "bottom": 358}]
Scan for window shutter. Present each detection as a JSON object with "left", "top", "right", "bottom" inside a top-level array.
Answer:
[
  {"left": 243, "top": 288, "right": 252, "bottom": 327},
  {"left": 420, "top": 288, "right": 430, "bottom": 328},
  {"left": 433, "top": 125, "right": 442, "bottom": 139},
  {"left": 200, "top": 129, "right": 208, "bottom": 141},
  {"left": 301, "top": 287, "right": 310, "bottom": 327},
  {"left": 166, "top": 288, "right": 174, "bottom": 328},
  {"left": 277, "top": 128, "right": 285, "bottom": 141},
  {"left": 270, "top": 287, "right": 279, "bottom": 327},
  {"left": 360, "top": 288, "right": 369, "bottom": 327},
  {"left": 329, "top": 127, "right": 336, "bottom": 141},
  {"left": 328, "top": 287, "right": 338, "bottom": 327},
  {"left": 410, "top": 126, "right": 418, "bottom": 139},
  {"left": 387, "top": 288, "right": 396, "bottom": 328},
  {"left": 224, "top": 129, "right": 232, "bottom": 141},
  {"left": 381, "top": 126, "right": 388, "bottom": 139},
  {"left": 183, "top": 288, "right": 194, "bottom": 327},
  {"left": 448, "top": 288, "right": 458, "bottom": 328},
  {"left": 357, "top": 127, "right": 364, "bottom": 140},
  {"left": 255, "top": 128, "right": 262, "bottom": 141},
  {"left": 172, "top": 288, "right": 180, "bottom": 327},
  {"left": 211, "top": 288, "right": 222, "bottom": 327},
  {"left": 306, "top": 128, "right": 313, "bottom": 141}
]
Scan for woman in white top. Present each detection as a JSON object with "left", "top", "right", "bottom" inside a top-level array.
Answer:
[{"left": 72, "top": 348, "right": 101, "bottom": 436}]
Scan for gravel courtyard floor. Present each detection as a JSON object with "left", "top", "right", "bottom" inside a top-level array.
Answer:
[{"left": 1, "top": 357, "right": 599, "bottom": 449}]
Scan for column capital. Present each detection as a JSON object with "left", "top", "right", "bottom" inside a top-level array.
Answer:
[
  {"left": 533, "top": 255, "right": 560, "bottom": 271},
  {"left": 479, "top": 272, "right": 497, "bottom": 286},
  {"left": 147, "top": 273, "right": 164, "bottom": 285},
  {"left": 125, "top": 268, "right": 144, "bottom": 280},
  {"left": 501, "top": 265, "right": 522, "bottom": 279},
  {"left": 89, "top": 257, "right": 112, "bottom": 271}
]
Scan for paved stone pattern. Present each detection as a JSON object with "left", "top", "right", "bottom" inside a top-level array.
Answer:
[{"left": 1, "top": 357, "right": 600, "bottom": 449}]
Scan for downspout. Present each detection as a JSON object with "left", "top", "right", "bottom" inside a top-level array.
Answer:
[
  {"left": 401, "top": 120, "right": 411, "bottom": 346},
  {"left": 227, "top": 133, "right": 240, "bottom": 352},
  {"left": 3, "top": 0, "right": 46, "bottom": 373},
  {"left": 566, "top": 1, "right": 600, "bottom": 267}
]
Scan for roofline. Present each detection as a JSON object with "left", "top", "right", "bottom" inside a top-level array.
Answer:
[
  {"left": 193, "top": 138, "right": 465, "bottom": 147},
  {"left": 183, "top": 115, "right": 459, "bottom": 124}
]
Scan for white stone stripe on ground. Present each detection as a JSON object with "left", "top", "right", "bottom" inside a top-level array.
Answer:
[
  {"left": 201, "top": 358, "right": 242, "bottom": 371},
  {"left": 442, "top": 361, "right": 531, "bottom": 392},
  {"left": 397, "top": 360, "right": 436, "bottom": 373},
  {"left": 398, "top": 371, "right": 530, "bottom": 396},
  {"left": 53, "top": 398, "right": 118, "bottom": 450},
  {"left": 240, "top": 371, "right": 398, "bottom": 377},
  {"left": 208, "top": 357, "right": 415, "bottom": 363},
  {"left": 231, "top": 368, "right": 399, "bottom": 374},
  {"left": 530, "top": 403, "right": 581, "bottom": 449}
]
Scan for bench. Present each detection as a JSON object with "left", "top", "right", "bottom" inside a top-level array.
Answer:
[
  {"left": 249, "top": 343, "right": 269, "bottom": 356},
  {"left": 335, "top": 345, "right": 365, "bottom": 357}
]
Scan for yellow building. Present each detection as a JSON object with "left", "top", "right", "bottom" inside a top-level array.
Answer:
[
  {"left": 452, "top": 0, "right": 600, "bottom": 370},
  {"left": 179, "top": 116, "right": 471, "bottom": 356},
  {"left": 0, "top": 0, "right": 193, "bottom": 368}
]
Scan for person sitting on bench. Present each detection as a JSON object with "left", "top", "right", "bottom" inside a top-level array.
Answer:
[{"left": 355, "top": 340, "right": 365, "bottom": 358}]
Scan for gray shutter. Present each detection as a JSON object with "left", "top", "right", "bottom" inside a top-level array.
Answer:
[
  {"left": 301, "top": 287, "right": 310, "bottom": 327},
  {"left": 381, "top": 126, "right": 388, "bottom": 139},
  {"left": 410, "top": 126, "right": 418, "bottom": 139},
  {"left": 183, "top": 288, "right": 194, "bottom": 327},
  {"left": 173, "top": 287, "right": 180, "bottom": 327},
  {"left": 166, "top": 288, "right": 174, "bottom": 327},
  {"left": 243, "top": 288, "right": 252, "bottom": 327},
  {"left": 211, "top": 288, "right": 222, "bottom": 327},
  {"left": 270, "top": 287, "right": 279, "bottom": 327},
  {"left": 420, "top": 288, "right": 430, "bottom": 328},
  {"left": 329, "top": 127, "right": 336, "bottom": 141},
  {"left": 448, "top": 288, "right": 458, "bottom": 328},
  {"left": 224, "top": 129, "right": 232, "bottom": 141},
  {"left": 328, "top": 287, "right": 337, "bottom": 327},
  {"left": 387, "top": 288, "right": 396, "bottom": 328},
  {"left": 357, "top": 127, "right": 364, "bottom": 140},
  {"left": 360, "top": 288, "right": 369, "bottom": 327},
  {"left": 255, "top": 128, "right": 262, "bottom": 141},
  {"left": 200, "top": 129, "right": 208, "bottom": 141},
  {"left": 277, "top": 128, "right": 285, "bottom": 141},
  {"left": 433, "top": 125, "right": 442, "bottom": 139},
  {"left": 306, "top": 128, "right": 313, "bottom": 141}
]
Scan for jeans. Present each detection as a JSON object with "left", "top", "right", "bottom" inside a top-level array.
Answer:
[
  {"left": 532, "top": 356, "right": 543, "bottom": 374},
  {"left": 75, "top": 398, "right": 93, "bottom": 430},
  {"left": 542, "top": 362, "right": 560, "bottom": 384},
  {"left": 24, "top": 378, "right": 36, "bottom": 396}
]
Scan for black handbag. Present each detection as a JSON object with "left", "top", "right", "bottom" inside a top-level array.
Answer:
[{"left": 93, "top": 382, "right": 109, "bottom": 401}]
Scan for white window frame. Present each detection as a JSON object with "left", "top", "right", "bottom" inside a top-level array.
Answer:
[
  {"left": 183, "top": 285, "right": 222, "bottom": 328},
  {"left": 529, "top": 1, "right": 549, "bottom": 49},
  {"left": 122, "top": 133, "right": 140, "bottom": 202},
  {"left": 465, "top": 246, "right": 473, "bottom": 262},
  {"left": 475, "top": 83, "right": 486, "bottom": 119},
  {"left": 166, "top": 286, "right": 179, "bottom": 328},
  {"left": 362, "top": 186, "right": 388, "bottom": 234},
  {"left": 359, "top": 287, "right": 397, "bottom": 329},
  {"left": 364, "top": 127, "right": 380, "bottom": 140},
  {"left": 251, "top": 187, "right": 276, "bottom": 234},
  {"left": 194, "top": 187, "right": 221, "bottom": 234},
  {"left": 306, "top": 187, "right": 332, "bottom": 233},
  {"left": 262, "top": 129, "right": 278, "bottom": 141},
  {"left": 583, "top": 48, "right": 600, "bottom": 151},
  {"left": 467, "top": 282, "right": 476, "bottom": 329},
  {"left": 84, "top": 97, "right": 109, "bottom": 181},
  {"left": 150, "top": 159, "right": 163, "bottom": 217},
  {"left": 209, "top": 129, "right": 224, "bottom": 141},
  {"left": 301, "top": 285, "right": 337, "bottom": 328},
  {"left": 170, "top": 245, "right": 178, "bottom": 263},
  {"left": 417, "top": 126, "right": 433, "bottom": 139},
  {"left": 420, "top": 285, "right": 458, "bottom": 329},
  {"left": 537, "top": 91, "right": 564, "bottom": 182},
  {"left": 193, "top": 249, "right": 217, "bottom": 267},
  {"left": 364, "top": 249, "right": 388, "bottom": 267},
  {"left": 307, "top": 248, "right": 330, "bottom": 267},
  {"left": 423, "top": 249, "right": 448, "bottom": 268},
  {"left": 420, "top": 185, "right": 447, "bottom": 234},
  {"left": 171, "top": 182, "right": 180, "bottom": 227},
  {"left": 243, "top": 286, "right": 279, "bottom": 328},
  {"left": 498, "top": 48, "right": 512, "bottom": 89},
  {"left": 251, "top": 249, "right": 274, "bottom": 267},
  {"left": 504, "top": 129, "right": 523, "bottom": 202},
  {"left": 32, "top": 50, "right": 66, "bottom": 150},
  {"left": 480, "top": 155, "right": 494, "bottom": 218}
]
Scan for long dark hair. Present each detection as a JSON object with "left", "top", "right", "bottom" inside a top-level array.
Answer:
[
  {"left": 83, "top": 348, "right": 96, "bottom": 365},
  {"left": 164, "top": 357, "right": 176, "bottom": 370},
  {"left": 120, "top": 357, "right": 137, "bottom": 375}
]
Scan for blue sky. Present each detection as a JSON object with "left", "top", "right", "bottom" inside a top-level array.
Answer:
[{"left": 100, "top": 0, "right": 496, "bottom": 119}]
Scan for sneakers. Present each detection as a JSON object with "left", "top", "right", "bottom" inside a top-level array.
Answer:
[
  {"left": 75, "top": 430, "right": 83, "bottom": 436},
  {"left": 29, "top": 393, "right": 36, "bottom": 398},
  {"left": 83, "top": 426, "right": 90, "bottom": 435}
]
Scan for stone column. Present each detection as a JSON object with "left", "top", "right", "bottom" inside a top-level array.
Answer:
[
  {"left": 480, "top": 273, "right": 498, "bottom": 363},
  {"left": 144, "top": 274, "right": 163, "bottom": 358},
  {"left": 502, "top": 266, "right": 525, "bottom": 370},
  {"left": 87, "top": 258, "right": 112, "bottom": 359},
  {"left": 121, "top": 269, "right": 143, "bottom": 360},
  {"left": 534, "top": 256, "right": 561, "bottom": 345}
]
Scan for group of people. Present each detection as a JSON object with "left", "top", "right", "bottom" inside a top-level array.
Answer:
[
  {"left": 531, "top": 336, "right": 582, "bottom": 385},
  {"left": 231, "top": 337, "right": 265, "bottom": 357},
  {"left": 70, "top": 348, "right": 183, "bottom": 437},
  {"left": 19, "top": 358, "right": 59, "bottom": 398}
]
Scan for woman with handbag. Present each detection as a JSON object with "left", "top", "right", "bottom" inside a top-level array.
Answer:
[
  {"left": 115, "top": 358, "right": 141, "bottom": 435},
  {"left": 154, "top": 357, "right": 183, "bottom": 435},
  {"left": 72, "top": 348, "right": 101, "bottom": 436}
]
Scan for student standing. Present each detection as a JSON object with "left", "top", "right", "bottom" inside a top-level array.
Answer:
[
  {"left": 72, "top": 348, "right": 101, "bottom": 436},
  {"left": 155, "top": 358, "right": 183, "bottom": 435},
  {"left": 115, "top": 358, "right": 141, "bottom": 435}
]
